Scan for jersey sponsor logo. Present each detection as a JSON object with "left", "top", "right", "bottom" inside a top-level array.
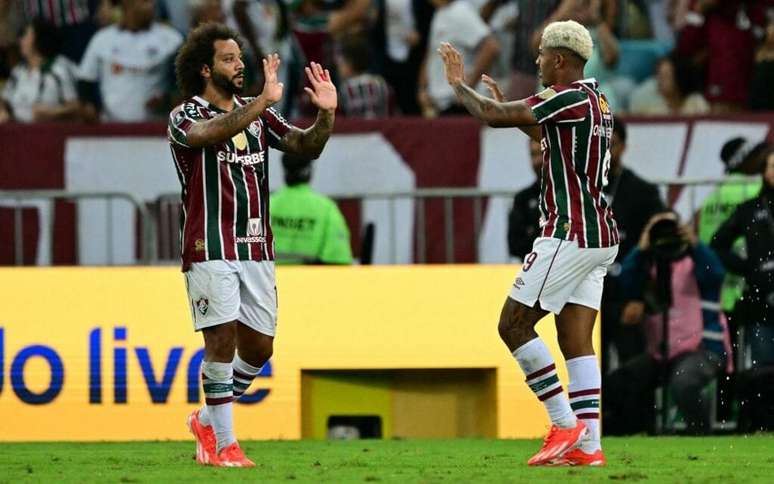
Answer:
[
  {"left": 195, "top": 297, "right": 209, "bottom": 316},
  {"left": 216, "top": 150, "right": 265, "bottom": 166},
  {"left": 236, "top": 236, "right": 267, "bottom": 243},
  {"left": 248, "top": 218, "right": 263, "bottom": 236},
  {"left": 232, "top": 132, "right": 248, "bottom": 150},
  {"left": 593, "top": 125, "right": 613, "bottom": 139}
]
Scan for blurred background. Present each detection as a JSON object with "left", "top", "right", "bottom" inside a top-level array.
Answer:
[{"left": 1, "top": 0, "right": 773, "bottom": 443}]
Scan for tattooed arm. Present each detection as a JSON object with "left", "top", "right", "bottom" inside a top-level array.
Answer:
[
  {"left": 438, "top": 42, "right": 540, "bottom": 140},
  {"left": 185, "top": 54, "right": 284, "bottom": 148},
  {"left": 185, "top": 96, "right": 273, "bottom": 147},
  {"left": 279, "top": 61, "right": 338, "bottom": 158},
  {"left": 278, "top": 108, "right": 335, "bottom": 159}
]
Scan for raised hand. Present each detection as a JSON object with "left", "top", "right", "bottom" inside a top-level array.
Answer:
[
  {"left": 437, "top": 42, "right": 465, "bottom": 87},
  {"left": 261, "top": 53, "right": 284, "bottom": 105},
  {"left": 304, "top": 62, "right": 337, "bottom": 112},
  {"left": 481, "top": 74, "right": 505, "bottom": 102}
]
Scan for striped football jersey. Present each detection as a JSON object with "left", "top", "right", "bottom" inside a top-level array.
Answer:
[
  {"left": 168, "top": 95, "right": 292, "bottom": 271},
  {"left": 524, "top": 79, "right": 619, "bottom": 248}
]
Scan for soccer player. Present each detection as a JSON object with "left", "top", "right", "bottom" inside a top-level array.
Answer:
[
  {"left": 438, "top": 20, "right": 619, "bottom": 466},
  {"left": 168, "top": 23, "right": 337, "bottom": 467}
]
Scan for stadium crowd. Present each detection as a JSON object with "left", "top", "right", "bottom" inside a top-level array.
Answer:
[{"left": 1, "top": 0, "right": 774, "bottom": 122}]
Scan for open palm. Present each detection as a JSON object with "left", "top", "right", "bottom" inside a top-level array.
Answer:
[
  {"left": 305, "top": 62, "right": 337, "bottom": 111},
  {"left": 261, "top": 53, "right": 284, "bottom": 104}
]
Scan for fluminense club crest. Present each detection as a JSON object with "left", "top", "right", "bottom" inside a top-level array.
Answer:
[{"left": 196, "top": 297, "right": 209, "bottom": 316}]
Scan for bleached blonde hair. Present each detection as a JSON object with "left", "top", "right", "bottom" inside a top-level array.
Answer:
[{"left": 541, "top": 20, "right": 594, "bottom": 61}]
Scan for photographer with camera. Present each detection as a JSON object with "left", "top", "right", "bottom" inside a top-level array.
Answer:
[
  {"left": 711, "top": 148, "right": 774, "bottom": 431},
  {"left": 603, "top": 212, "right": 732, "bottom": 435}
]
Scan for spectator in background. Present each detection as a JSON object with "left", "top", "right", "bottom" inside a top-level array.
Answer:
[
  {"left": 600, "top": 120, "right": 665, "bottom": 373},
  {"left": 77, "top": 0, "right": 182, "bottom": 121},
  {"left": 0, "top": 18, "right": 80, "bottom": 123},
  {"left": 711, "top": 148, "right": 774, "bottom": 368},
  {"left": 604, "top": 212, "right": 731, "bottom": 435},
  {"left": 371, "top": 0, "right": 421, "bottom": 114},
  {"left": 629, "top": 54, "right": 708, "bottom": 115},
  {"left": 191, "top": 0, "right": 226, "bottom": 25},
  {"left": 224, "top": 0, "right": 297, "bottom": 110},
  {"left": 290, "top": 0, "right": 371, "bottom": 115},
  {"left": 271, "top": 153, "right": 354, "bottom": 265},
  {"left": 506, "top": 138, "right": 542, "bottom": 261},
  {"left": 16, "top": 0, "right": 98, "bottom": 63},
  {"left": 336, "top": 34, "right": 392, "bottom": 117},
  {"left": 711, "top": 149, "right": 774, "bottom": 432},
  {"left": 506, "top": 0, "right": 560, "bottom": 100},
  {"left": 750, "top": 13, "right": 774, "bottom": 111},
  {"left": 698, "top": 137, "right": 765, "bottom": 329},
  {"left": 0, "top": 0, "right": 22, "bottom": 80},
  {"left": 676, "top": 0, "right": 770, "bottom": 113},
  {"left": 419, "top": 0, "right": 499, "bottom": 116},
  {"left": 470, "top": 0, "right": 518, "bottom": 98},
  {"left": 576, "top": 0, "right": 635, "bottom": 111},
  {"left": 156, "top": 0, "right": 194, "bottom": 35}
]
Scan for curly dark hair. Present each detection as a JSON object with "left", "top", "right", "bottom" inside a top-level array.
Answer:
[{"left": 175, "top": 23, "right": 243, "bottom": 98}]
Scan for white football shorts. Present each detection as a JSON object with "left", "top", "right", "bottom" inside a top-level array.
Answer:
[
  {"left": 509, "top": 237, "right": 618, "bottom": 314},
  {"left": 184, "top": 260, "right": 277, "bottom": 336}
]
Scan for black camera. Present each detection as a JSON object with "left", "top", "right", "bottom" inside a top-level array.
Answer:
[{"left": 648, "top": 218, "right": 688, "bottom": 261}]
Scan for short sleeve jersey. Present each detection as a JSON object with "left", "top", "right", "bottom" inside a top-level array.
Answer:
[
  {"left": 524, "top": 79, "right": 619, "bottom": 248},
  {"left": 167, "top": 95, "right": 293, "bottom": 271},
  {"left": 78, "top": 23, "right": 182, "bottom": 121}
]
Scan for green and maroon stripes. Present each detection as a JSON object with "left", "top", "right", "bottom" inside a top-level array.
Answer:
[
  {"left": 232, "top": 369, "right": 255, "bottom": 399},
  {"left": 202, "top": 372, "right": 233, "bottom": 406},
  {"left": 526, "top": 363, "right": 564, "bottom": 402},
  {"left": 569, "top": 388, "right": 600, "bottom": 419},
  {"left": 169, "top": 96, "right": 289, "bottom": 270},
  {"left": 529, "top": 80, "right": 619, "bottom": 248}
]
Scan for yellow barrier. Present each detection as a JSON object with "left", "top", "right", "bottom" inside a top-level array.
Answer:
[{"left": 0, "top": 266, "right": 599, "bottom": 441}]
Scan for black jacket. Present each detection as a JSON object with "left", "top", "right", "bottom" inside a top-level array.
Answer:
[
  {"left": 711, "top": 190, "right": 774, "bottom": 323},
  {"left": 603, "top": 167, "right": 665, "bottom": 301},
  {"left": 507, "top": 180, "right": 541, "bottom": 259}
]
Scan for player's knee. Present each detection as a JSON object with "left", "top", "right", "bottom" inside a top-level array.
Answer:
[
  {"left": 498, "top": 298, "right": 535, "bottom": 344},
  {"left": 203, "top": 324, "right": 237, "bottom": 360}
]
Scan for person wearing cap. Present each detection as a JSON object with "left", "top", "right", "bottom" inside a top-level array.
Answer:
[
  {"left": 439, "top": 20, "right": 618, "bottom": 465},
  {"left": 698, "top": 138, "right": 766, "bottom": 323},
  {"left": 270, "top": 153, "right": 353, "bottom": 265}
]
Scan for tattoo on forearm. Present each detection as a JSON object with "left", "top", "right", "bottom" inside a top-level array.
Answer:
[
  {"left": 453, "top": 83, "right": 535, "bottom": 128},
  {"left": 209, "top": 101, "right": 259, "bottom": 135},
  {"left": 453, "top": 83, "right": 494, "bottom": 119},
  {"left": 281, "top": 109, "right": 334, "bottom": 158}
]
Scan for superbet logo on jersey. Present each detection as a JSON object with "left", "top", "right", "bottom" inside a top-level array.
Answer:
[{"left": 216, "top": 150, "right": 265, "bottom": 166}]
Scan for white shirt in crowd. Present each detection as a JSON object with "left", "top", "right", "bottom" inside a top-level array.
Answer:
[
  {"left": 427, "top": 0, "right": 491, "bottom": 111},
  {"left": 386, "top": 0, "right": 416, "bottom": 62},
  {"left": 2, "top": 56, "right": 77, "bottom": 122},
  {"left": 78, "top": 23, "right": 183, "bottom": 122}
]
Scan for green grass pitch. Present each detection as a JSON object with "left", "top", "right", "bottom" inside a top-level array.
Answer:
[{"left": 1, "top": 436, "right": 773, "bottom": 483}]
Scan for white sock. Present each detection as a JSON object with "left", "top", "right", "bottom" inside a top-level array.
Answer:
[
  {"left": 201, "top": 361, "right": 236, "bottom": 453},
  {"left": 199, "top": 354, "right": 265, "bottom": 426},
  {"left": 567, "top": 355, "right": 601, "bottom": 452},
  {"left": 232, "top": 353, "right": 264, "bottom": 400},
  {"left": 513, "top": 338, "right": 576, "bottom": 429}
]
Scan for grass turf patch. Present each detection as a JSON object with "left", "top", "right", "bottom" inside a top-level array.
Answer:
[{"left": 1, "top": 436, "right": 773, "bottom": 483}]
